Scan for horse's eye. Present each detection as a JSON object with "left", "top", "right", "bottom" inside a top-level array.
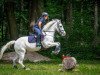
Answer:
[{"left": 60, "top": 26, "right": 62, "bottom": 27}]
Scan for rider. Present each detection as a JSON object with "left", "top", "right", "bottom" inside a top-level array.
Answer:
[{"left": 33, "top": 12, "right": 49, "bottom": 47}]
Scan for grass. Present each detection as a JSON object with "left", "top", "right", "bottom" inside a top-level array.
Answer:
[{"left": 0, "top": 59, "right": 100, "bottom": 75}]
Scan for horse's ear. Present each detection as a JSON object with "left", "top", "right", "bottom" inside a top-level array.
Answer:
[{"left": 57, "top": 19, "right": 61, "bottom": 22}]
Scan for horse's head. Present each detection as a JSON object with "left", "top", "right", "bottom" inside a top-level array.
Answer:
[
  {"left": 54, "top": 19, "right": 66, "bottom": 36},
  {"left": 42, "top": 19, "right": 66, "bottom": 37}
]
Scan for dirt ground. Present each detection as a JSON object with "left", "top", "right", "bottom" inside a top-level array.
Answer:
[{"left": 1, "top": 51, "right": 51, "bottom": 62}]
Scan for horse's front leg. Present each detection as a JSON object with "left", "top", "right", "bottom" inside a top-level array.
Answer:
[{"left": 48, "top": 42, "right": 61, "bottom": 55}]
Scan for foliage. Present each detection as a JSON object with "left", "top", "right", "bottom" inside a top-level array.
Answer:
[{"left": 0, "top": 0, "right": 100, "bottom": 59}]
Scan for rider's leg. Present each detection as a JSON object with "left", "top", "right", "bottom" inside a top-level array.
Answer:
[{"left": 34, "top": 27, "right": 42, "bottom": 47}]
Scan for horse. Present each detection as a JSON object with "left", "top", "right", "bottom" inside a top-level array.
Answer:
[{"left": 0, "top": 19, "right": 66, "bottom": 70}]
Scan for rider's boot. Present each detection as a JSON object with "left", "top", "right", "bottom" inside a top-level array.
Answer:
[{"left": 36, "top": 35, "right": 41, "bottom": 47}]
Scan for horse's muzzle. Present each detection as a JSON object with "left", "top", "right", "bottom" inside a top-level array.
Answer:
[{"left": 62, "top": 32, "right": 66, "bottom": 36}]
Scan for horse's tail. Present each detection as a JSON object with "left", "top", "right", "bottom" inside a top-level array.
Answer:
[{"left": 0, "top": 40, "right": 15, "bottom": 59}]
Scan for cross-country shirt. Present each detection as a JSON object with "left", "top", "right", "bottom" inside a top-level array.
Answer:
[{"left": 34, "top": 17, "right": 46, "bottom": 29}]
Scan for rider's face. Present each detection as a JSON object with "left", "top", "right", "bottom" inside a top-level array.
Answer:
[{"left": 44, "top": 16, "right": 48, "bottom": 20}]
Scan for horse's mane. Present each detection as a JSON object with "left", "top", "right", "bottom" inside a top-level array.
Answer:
[
  {"left": 43, "top": 19, "right": 60, "bottom": 31},
  {"left": 42, "top": 19, "right": 61, "bottom": 31},
  {"left": 42, "top": 19, "right": 55, "bottom": 31}
]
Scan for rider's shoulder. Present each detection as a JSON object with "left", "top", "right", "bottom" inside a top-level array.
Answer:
[{"left": 39, "top": 17, "right": 45, "bottom": 22}]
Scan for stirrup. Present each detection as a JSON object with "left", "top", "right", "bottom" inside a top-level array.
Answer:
[{"left": 36, "top": 43, "right": 41, "bottom": 47}]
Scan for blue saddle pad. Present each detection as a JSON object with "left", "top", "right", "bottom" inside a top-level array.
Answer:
[
  {"left": 28, "top": 34, "right": 44, "bottom": 43},
  {"left": 28, "top": 35, "right": 36, "bottom": 43}
]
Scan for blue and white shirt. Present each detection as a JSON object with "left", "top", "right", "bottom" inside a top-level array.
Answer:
[{"left": 34, "top": 17, "right": 46, "bottom": 29}]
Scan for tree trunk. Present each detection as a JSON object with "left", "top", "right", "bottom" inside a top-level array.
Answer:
[
  {"left": 59, "top": 0, "right": 64, "bottom": 21},
  {"left": 29, "top": 0, "right": 37, "bottom": 24},
  {"left": 97, "top": 0, "right": 100, "bottom": 44},
  {"left": 4, "top": 0, "right": 18, "bottom": 40},
  {"left": 19, "top": 0, "right": 24, "bottom": 35},
  {"left": 81, "top": 0, "right": 83, "bottom": 26},
  {"left": 29, "top": 0, "right": 37, "bottom": 33},
  {"left": 64, "top": 0, "right": 73, "bottom": 37},
  {"left": 94, "top": 0, "right": 99, "bottom": 46},
  {"left": 0, "top": 3, "right": 4, "bottom": 42},
  {"left": 1, "top": 23, "right": 3, "bottom": 42},
  {"left": 43, "top": 0, "right": 47, "bottom": 8},
  {"left": 29, "top": 0, "right": 43, "bottom": 33},
  {"left": 36, "top": 0, "right": 43, "bottom": 18}
]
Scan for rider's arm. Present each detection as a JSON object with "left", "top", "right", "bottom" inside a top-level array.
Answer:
[{"left": 38, "top": 21, "right": 42, "bottom": 29}]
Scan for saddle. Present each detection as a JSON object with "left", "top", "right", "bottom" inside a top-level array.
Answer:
[{"left": 28, "top": 34, "right": 44, "bottom": 43}]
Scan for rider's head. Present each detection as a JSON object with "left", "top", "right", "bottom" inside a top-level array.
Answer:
[{"left": 42, "top": 12, "right": 49, "bottom": 20}]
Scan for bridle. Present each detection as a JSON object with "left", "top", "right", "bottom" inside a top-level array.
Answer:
[
  {"left": 55, "top": 20, "right": 65, "bottom": 36},
  {"left": 43, "top": 20, "right": 65, "bottom": 36}
]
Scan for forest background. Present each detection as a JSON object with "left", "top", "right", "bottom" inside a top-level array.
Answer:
[{"left": 0, "top": 0, "right": 100, "bottom": 59}]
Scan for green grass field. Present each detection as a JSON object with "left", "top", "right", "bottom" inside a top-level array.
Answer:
[{"left": 0, "top": 59, "right": 100, "bottom": 75}]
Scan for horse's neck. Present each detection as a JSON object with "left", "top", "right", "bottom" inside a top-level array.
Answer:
[
  {"left": 43, "top": 22, "right": 57, "bottom": 37},
  {"left": 42, "top": 21, "right": 55, "bottom": 31}
]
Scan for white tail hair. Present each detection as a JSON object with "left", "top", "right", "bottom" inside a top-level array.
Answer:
[{"left": 0, "top": 40, "right": 15, "bottom": 59}]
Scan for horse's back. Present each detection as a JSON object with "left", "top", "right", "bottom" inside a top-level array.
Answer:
[
  {"left": 14, "top": 36, "right": 28, "bottom": 49},
  {"left": 14, "top": 36, "right": 41, "bottom": 51},
  {"left": 15, "top": 36, "right": 28, "bottom": 43}
]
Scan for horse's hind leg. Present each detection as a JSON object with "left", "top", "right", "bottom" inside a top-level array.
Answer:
[
  {"left": 18, "top": 51, "right": 26, "bottom": 69},
  {"left": 13, "top": 53, "right": 18, "bottom": 68},
  {"left": 18, "top": 51, "right": 30, "bottom": 70}
]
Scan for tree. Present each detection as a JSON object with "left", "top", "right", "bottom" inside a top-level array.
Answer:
[
  {"left": 0, "top": 3, "right": 4, "bottom": 42},
  {"left": 63, "top": 0, "right": 73, "bottom": 37},
  {"left": 93, "top": 0, "right": 99, "bottom": 46},
  {"left": 29, "top": 0, "right": 43, "bottom": 33},
  {"left": 4, "top": 0, "right": 18, "bottom": 40},
  {"left": 80, "top": 0, "right": 83, "bottom": 26}
]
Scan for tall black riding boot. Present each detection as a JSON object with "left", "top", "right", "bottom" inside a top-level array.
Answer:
[{"left": 36, "top": 35, "right": 41, "bottom": 47}]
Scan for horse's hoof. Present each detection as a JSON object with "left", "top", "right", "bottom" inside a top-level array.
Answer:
[
  {"left": 51, "top": 51, "right": 59, "bottom": 55},
  {"left": 13, "top": 65, "right": 18, "bottom": 69},
  {"left": 58, "top": 69, "right": 63, "bottom": 72},
  {"left": 23, "top": 67, "right": 30, "bottom": 70},
  {"left": 59, "top": 64, "right": 63, "bottom": 67},
  {"left": 25, "top": 68, "right": 31, "bottom": 70}
]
